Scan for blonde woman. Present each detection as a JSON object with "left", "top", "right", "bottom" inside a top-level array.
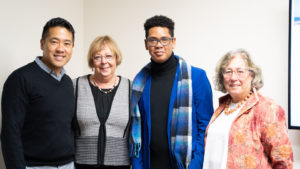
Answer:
[{"left": 73, "top": 36, "right": 130, "bottom": 169}]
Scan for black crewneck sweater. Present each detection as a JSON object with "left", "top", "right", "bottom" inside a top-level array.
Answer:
[
  {"left": 1, "top": 62, "right": 75, "bottom": 169},
  {"left": 150, "top": 54, "right": 178, "bottom": 169}
]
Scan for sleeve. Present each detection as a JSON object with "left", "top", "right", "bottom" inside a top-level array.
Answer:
[
  {"left": 260, "top": 102, "right": 293, "bottom": 169},
  {"left": 1, "top": 72, "right": 28, "bottom": 169},
  {"left": 188, "top": 68, "right": 214, "bottom": 169},
  {"left": 131, "top": 154, "right": 143, "bottom": 169}
]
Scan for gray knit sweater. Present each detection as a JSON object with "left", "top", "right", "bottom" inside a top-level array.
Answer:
[{"left": 73, "top": 75, "right": 130, "bottom": 166}]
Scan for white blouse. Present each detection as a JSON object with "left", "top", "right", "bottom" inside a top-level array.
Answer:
[{"left": 203, "top": 101, "right": 244, "bottom": 169}]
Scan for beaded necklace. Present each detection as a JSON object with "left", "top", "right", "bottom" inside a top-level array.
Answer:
[
  {"left": 93, "top": 76, "right": 117, "bottom": 94},
  {"left": 224, "top": 92, "right": 252, "bottom": 115}
]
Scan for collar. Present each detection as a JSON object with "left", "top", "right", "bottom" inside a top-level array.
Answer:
[
  {"left": 35, "top": 56, "right": 65, "bottom": 81},
  {"left": 216, "top": 88, "right": 260, "bottom": 117}
]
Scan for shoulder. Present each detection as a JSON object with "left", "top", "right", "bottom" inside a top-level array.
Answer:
[
  {"left": 120, "top": 76, "right": 130, "bottom": 81},
  {"left": 118, "top": 76, "right": 131, "bottom": 93},
  {"left": 257, "top": 93, "right": 281, "bottom": 110},
  {"left": 11, "top": 62, "right": 37, "bottom": 76},
  {"left": 5, "top": 62, "right": 37, "bottom": 84},
  {"left": 72, "top": 74, "right": 90, "bottom": 84},
  {"left": 2, "top": 62, "right": 38, "bottom": 97},
  {"left": 120, "top": 76, "right": 131, "bottom": 84},
  {"left": 255, "top": 93, "right": 285, "bottom": 122},
  {"left": 63, "top": 73, "right": 72, "bottom": 80},
  {"left": 189, "top": 66, "right": 212, "bottom": 100},
  {"left": 190, "top": 66, "right": 211, "bottom": 87},
  {"left": 191, "top": 66, "right": 206, "bottom": 76},
  {"left": 72, "top": 75, "right": 92, "bottom": 98},
  {"left": 191, "top": 66, "right": 209, "bottom": 84}
]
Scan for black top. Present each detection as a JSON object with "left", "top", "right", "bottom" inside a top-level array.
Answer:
[
  {"left": 1, "top": 62, "right": 75, "bottom": 169},
  {"left": 150, "top": 54, "right": 178, "bottom": 169},
  {"left": 88, "top": 75, "right": 120, "bottom": 166}
]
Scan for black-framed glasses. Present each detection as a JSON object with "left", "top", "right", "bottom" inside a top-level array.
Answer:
[{"left": 146, "top": 37, "right": 173, "bottom": 47}]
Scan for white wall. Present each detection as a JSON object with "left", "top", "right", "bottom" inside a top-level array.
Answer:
[{"left": 1, "top": 0, "right": 299, "bottom": 168}]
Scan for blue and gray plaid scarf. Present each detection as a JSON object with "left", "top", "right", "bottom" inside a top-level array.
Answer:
[{"left": 129, "top": 55, "right": 192, "bottom": 168}]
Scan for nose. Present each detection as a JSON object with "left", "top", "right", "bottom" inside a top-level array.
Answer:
[
  {"left": 230, "top": 71, "right": 238, "bottom": 80},
  {"left": 56, "top": 42, "right": 64, "bottom": 52},
  {"left": 155, "top": 40, "right": 163, "bottom": 47},
  {"left": 100, "top": 57, "right": 108, "bottom": 64}
]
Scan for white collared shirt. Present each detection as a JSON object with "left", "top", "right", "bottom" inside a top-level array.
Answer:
[{"left": 203, "top": 101, "right": 245, "bottom": 169}]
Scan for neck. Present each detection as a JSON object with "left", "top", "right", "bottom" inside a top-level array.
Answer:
[
  {"left": 151, "top": 54, "right": 177, "bottom": 74},
  {"left": 232, "top": 97, "right": 243, "bottom": 103},
  {"left": 231, "top": 91, "right": 252, "bottom": 103},
  {"left": 93, "top": 74, "right": 116, "bottom": 88},
  {"left": 41, "top": 57, "right": 61, "bottom": 76}
]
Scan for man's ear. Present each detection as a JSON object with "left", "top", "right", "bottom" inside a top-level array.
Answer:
[
  {"left": 145, "top": 39, "right": 149, "bottom": 50},
  {"left": 171, "top": 37, "right": 176, "bottom": 49},
  {"left": 40, "top": 39, "right": 44, "bottom": 50}
]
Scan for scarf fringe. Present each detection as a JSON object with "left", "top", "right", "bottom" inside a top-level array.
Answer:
[{"left": 129, "top": 142, "right": 141, "bottom": 158}]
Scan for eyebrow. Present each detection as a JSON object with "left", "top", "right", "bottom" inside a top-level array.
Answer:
[
  {"left": 64, "top": 40, "right": 72, "bottom": 43},
  {"left": 225, "top": 67, "right": 247, "bottom": 70},
  {"left": 148, "top": 36, "right": 170, "bottom": 39},
  {"left": 49, "top": 37, "right": 72, "bottom": 41}
]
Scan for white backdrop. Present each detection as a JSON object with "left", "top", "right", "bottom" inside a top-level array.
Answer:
[{"left": 0, "top": 0, "right": 299, "bottom": 168}]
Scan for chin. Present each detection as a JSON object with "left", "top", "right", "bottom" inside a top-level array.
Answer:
[
  {"left": 100, "top": 72, "right": 110, "bottom": 77},
  {"left": 53, "top": 61, "right": 67, "bottom": 67},
  {"left": 53, "top": 64, "right": 64, "bottom": 69},
  {"left": 229, "top": 88, "right": 240, "bottom": 92},
  {"left": 101, "top": 72, "right": 113, "bottom": 77}
]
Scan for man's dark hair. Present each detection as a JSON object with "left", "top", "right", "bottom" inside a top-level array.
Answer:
[
  {"left": 144, "top": 15, "right": 175, "bottom": 38},
  {"left": 41, "top": 17, "right": 75, "bottom": 44}
]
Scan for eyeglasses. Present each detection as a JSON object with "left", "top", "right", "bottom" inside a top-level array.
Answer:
[
  {"left": 146, "top": 37, "right": 173, "bottom": 47},
  {"left": 223, "top": 68, "right": 250, "bottom": 79},
  {"left": 93, "top": 54, "right": 114, "bottom": 62}
]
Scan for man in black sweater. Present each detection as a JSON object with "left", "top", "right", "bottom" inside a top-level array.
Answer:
[{"left": 1, "top": 17, "right": 76, "bottom": 169}]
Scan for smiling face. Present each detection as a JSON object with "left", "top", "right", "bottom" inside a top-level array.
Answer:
[
  {"left": 145, "top": 26, "right": 176, "bottom": 63},
  {"left": 40, "top": 26, "right": 73, "bottom": 75},
  {"left": 223, "top": 53, "right": 253, "bottom": 103},
  {"left": 93, "top": 44, "right": 117, "bottom": 79}
]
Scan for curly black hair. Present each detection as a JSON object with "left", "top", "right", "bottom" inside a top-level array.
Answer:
[
  {"left": 144, "top": 15, "right": 175, "bottom": 38},
  {"left": 41, "top": 17, "right": 75, "bottom": 44}
]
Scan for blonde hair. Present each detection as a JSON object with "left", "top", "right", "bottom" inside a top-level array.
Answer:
[
  {"left": 215, "top": 48, "right": 263, "bottom": 93},
  {"left": 87, "top": 35, "right": 122, "bottom": 68}
]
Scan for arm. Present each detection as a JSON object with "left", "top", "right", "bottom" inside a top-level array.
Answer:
[
  {"left": 1, "top": 72, "right": 28, "bottom": 169},
  {"left": 260, "top": 102, "right": 293, "bottom": 169},
  {"left": 189, "top": 69, "right": 214, "bottom": 169},
  {"left": 131, "top": 153, "right": 143, "bottom": 169}
]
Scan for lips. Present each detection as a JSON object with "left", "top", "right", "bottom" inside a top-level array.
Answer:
[
  {"left": 229, "top": 84, "right": 240, "bottom": 87},
  {"left": 54, "top": 54, "right": 65, "bottom": 61},
  {"left": 100, "top": 67, "right": 110, "bottom": 71},
  {"left": 154, "top": 51, "right": 164, "bottom": 56}
]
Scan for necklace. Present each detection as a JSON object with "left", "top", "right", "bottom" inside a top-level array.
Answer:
[
  {"left": 93, "top": 76, "right": 117, "bottom": 94},
  {"left": 224, "top": 92, "right": 252, "bottom": 115}
]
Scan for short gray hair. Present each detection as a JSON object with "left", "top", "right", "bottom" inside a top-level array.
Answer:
[{"left": 214, "top": 49, "right": 263, "bottom": 93}]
